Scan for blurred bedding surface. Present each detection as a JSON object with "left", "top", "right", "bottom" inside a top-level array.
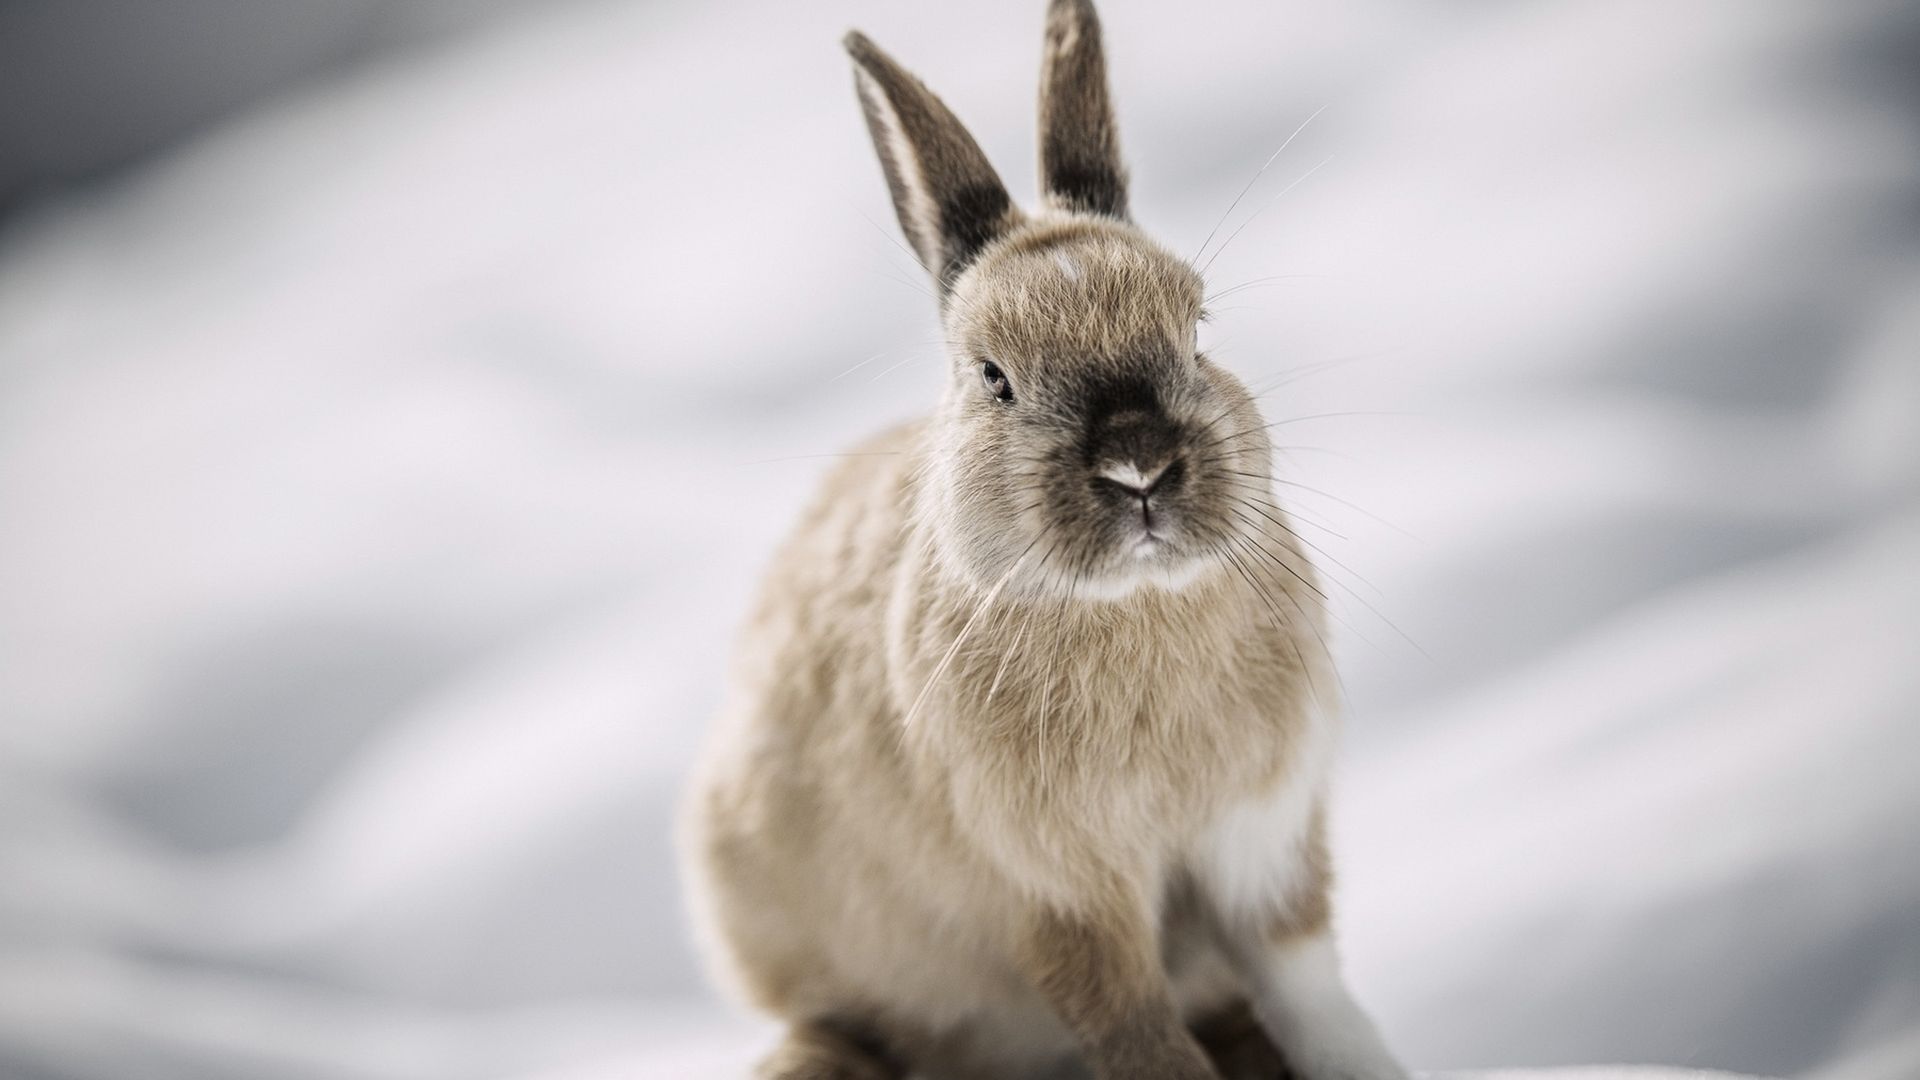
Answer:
[{"left": 0, "top": 0, "right": 1916, "bottom": 1078}]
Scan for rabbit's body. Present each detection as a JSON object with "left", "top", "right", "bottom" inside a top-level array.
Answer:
[
  {"left": 690, "top": 417, "right": 1331, "bottom": 1078},
  {"left": 684, "top": 4, "right": 1406, "bottom": 1079}
]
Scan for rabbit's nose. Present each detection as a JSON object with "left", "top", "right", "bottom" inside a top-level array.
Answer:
[
  {"left": 1096, "top": 459, "right": 1177, "bottom": 497},
  {"left": 1093, "top": 457, "right": 1185, "bottom": 503}
]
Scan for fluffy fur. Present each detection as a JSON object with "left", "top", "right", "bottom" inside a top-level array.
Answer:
[{"left": 682, "top": 3, "right": 1407, "bottom": 1078}]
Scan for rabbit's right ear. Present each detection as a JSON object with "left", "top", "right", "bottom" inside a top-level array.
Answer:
[
  {"left": 845, "top": 32, "right": 1022, "bottom": 296},
  {"left": 1038, "top": 0, "right": 1128, "bottom": 219}
]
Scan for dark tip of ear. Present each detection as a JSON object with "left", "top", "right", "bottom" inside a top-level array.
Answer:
[
  {"left": 843, "top": 30, "right": 878, "bottom": 64},
  {"left": 1048, "top": 0, "right": 1099, "bottom": 33}
]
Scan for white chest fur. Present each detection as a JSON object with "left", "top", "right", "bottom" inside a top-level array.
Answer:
[{"left": 1190, "top": 703, "right": 1337, "bottom": 923}]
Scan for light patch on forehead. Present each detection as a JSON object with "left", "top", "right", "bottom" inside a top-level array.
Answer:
[{"left": 956, "top": 226, "right": 1204, "bottom": 365}]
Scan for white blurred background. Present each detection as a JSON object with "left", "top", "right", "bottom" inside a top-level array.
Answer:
[{"left": 1, "top": 1, "right": 1916, "bottom": 1078}]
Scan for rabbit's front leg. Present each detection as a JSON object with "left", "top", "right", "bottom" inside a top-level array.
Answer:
[
  {"left": 1018, "top": 889, "right": 1220, "bottom": 1080},
  {"left": 1238, "top": 930, "right": 1405, "bottom": 1080}
]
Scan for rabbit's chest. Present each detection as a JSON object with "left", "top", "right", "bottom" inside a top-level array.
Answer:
[
  {"left": 1180, "top": 695, "right": 1335, "bottom": 919},
  {"left": 951, "top": 624, "right": 1304, "bottom": 767},
  {"left": 1073, "top": 686, "right": 1335, "bottom": 917}
]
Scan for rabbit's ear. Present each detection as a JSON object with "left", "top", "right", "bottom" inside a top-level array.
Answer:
[
  {"left": 1038, "top": 0, "right": 1128, "bottom": 219},
  {"left": 845, "top": 32, "right": 1021, "bottom": 295}
]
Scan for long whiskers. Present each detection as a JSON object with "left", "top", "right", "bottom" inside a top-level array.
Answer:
[
  {"left": 1197, "top": 410, "right": 1413, "bottom": 456},
  {"left": 986, "top": 608, "right": 1033, "bottom": 704},
  {"left": 1199, "top": 153, "right": 1337, "bottom": 277},
  {"left": 1191, "top": 104, "right": 1328, "bottom": 267},
  {"left": 1225, "top": 527, "right": 1346, "bottom": 695},
  {"left": 900, "top": 531, "right": 1047, "bottom": 730},
  {"left": 1211, "top": 528, "right": 1323, "bottom": 705},
  {"left": 1204, "top": 273, "right": 1330, "bottom": 306},
  {"left": 1226, "top": 489, "right": 1428, "bottom": 660},
  {"left": 1215, "top": 469, "right": 1413, "bottom": 540}
]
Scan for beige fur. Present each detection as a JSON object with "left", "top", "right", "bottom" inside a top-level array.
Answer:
[{"left": 682, "top": 4, "right": 1406, "bottom": 1079}]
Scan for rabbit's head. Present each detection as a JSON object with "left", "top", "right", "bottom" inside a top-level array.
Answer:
[{"left": 848, "top": 0, "right": 1273, "bottom": 600}]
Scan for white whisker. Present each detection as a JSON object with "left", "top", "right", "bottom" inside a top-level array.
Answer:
[
  {"left": 1191, "top": 103, "right": 1328, "bottom": 266},
  {"left": 1200, "top": 153, "right": 1337, "bottom": 275},
  {"left": 900, "top": 536, "right": 1045, "bottom": 729}
]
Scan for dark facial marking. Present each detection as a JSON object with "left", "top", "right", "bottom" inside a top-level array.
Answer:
[{"left": 1080, "top": 372, "right": 1183, "bottom": 472}]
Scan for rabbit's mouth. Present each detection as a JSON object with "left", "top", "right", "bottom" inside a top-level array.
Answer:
[
  {"left": 1060, "top": 523, "right": 1215, "bottom": 600},
  {"left": 1124, "top": 509, "right": 1184, "bottom": 557}
]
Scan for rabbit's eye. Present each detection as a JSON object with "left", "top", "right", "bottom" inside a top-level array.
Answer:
[{"left": 981, "top": 361, "right": 1014, "bottom": 403}]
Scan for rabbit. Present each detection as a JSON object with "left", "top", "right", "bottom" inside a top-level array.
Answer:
[{"left": 681, "top": 2, "right": 1408, "bottom": 1079}]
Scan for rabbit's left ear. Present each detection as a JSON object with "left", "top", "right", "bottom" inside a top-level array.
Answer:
[
  {"left": 845, "top": 31, "right": 1021, "bottom": 295},
  {"left": 1038, "top": 0, "right": 1128, "bottom": 219}
]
